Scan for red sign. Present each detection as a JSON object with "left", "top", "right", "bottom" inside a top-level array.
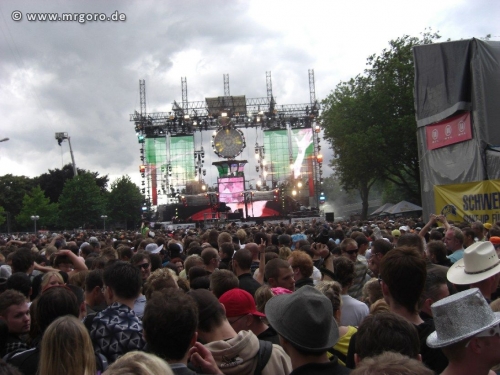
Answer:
[{"left": 426, "top": 112, "right": 472, "bottom": 150}]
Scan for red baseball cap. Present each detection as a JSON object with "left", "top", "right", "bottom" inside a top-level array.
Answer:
[
  {"left": 490, "top": 236, "right": 500, "bottom": 245},
  {"left": 219, "top": 288, "right": 265, "bottom": 318}
]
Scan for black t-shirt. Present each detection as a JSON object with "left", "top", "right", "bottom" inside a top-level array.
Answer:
[
  {"left": 290, "top": 357, "right": 351, "bottom": 375},
  {"left": 415, "top": 320, "right": 448, "bottom": 374}
]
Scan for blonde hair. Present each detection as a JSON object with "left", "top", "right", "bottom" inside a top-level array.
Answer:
[
  {"left": 278, "top": 246, "right": 292, "bottom": 260},
  {"left": 41, "top": 271, "right": 64, "bottom": 290},
  {"left": 39, "top": 315, "right": 96, "bottom": 375},
  {"left": 316, "top": 281, "right": 343, "bottom": 321},
  {"left": 362, "top": 278, "right": 383, "bottom": 306},
  {"left": 254, "top": 285, "right": 274, "bottom": 314},
  {"left": 69, "top": 270, "right": 89, "bottom": 289},
  {"left": 143, "top": 268, "right": 178, "bottom": 300},
  {"left": 103, "top": 351, "right": 173, "bottom": 375},
  {"left": 369, "top": 298, "right": 390, "bottom": 315}
]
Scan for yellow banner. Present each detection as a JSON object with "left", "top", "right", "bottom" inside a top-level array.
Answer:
[{"left": 434, "top": 180, "right": 500, "bottom": 224}]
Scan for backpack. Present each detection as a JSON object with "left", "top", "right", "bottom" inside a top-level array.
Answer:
[{"left": 254, "top": 340, "right": 273, "bottom": 375}]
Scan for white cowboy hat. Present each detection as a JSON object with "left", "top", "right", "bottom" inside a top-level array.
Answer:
[{"left": 447, "top": 241, "right": 500, "bottom": 285}]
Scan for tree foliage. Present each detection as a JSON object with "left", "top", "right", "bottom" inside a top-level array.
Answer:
[
  {"left": 0, "top": 174, "right": 38, "bottom": 230},
  {"left": 37, "top": 164, "right": 109, "bottom": 203},
  {"left": 15, "top": 186, "right": 59, "bottom": 230},
  {"left": 0, "top": 206, "right": 6, "bottom": 227},
  {"left": 321, "top": 75, "right": 381, "bottom": 219},
  {"left": 107, "top": 175, "right": 143, "bottom": 229},
  {"left": 322, "top": 30, "right": 441, "bottom": 216},
  {"left": 58, "top": 173, "right": 106, "bottom": 229}
]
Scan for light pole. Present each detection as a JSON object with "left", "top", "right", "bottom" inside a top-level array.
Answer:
[
  {"left": 30, "top": 215, "right": 39, "bottom": 235},
  {"left": 101, "top": 215, "right": 108, "bottom": 231}
]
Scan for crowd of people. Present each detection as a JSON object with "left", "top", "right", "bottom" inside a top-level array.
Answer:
[{"left": 1, "top": 215, "right": 500, "bottom": 375}]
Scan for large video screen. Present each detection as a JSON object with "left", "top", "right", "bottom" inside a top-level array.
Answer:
[
  {"left": 264, "top": 128, "right": 314, "bottom": 181},
  {"left": 218, "top": 177, "right": 244, "bottom": 203}
]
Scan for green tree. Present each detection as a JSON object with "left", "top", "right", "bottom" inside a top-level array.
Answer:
[
  {"left": 322, "top": 75, "right": 381, "bottom": 219},
  {"left": 0, "top": 174, "right": 38, "bottom": 230},
  {"left": 322, "top": 30, "right": 441, "bottom": 215},
  {"left": 15, "top": 186, "right": 59, "bottom": 230},
  {"left": 58, "top": 174, "right": 106, "bottom": 229},
  {"left": 37, "top": 164, "right": 109, "bottom": 204},
  {"left": 0, "top": 206, "right": 6, "bottom": 227},
  {"left": 107, "top": 175, "right": 143, "bottom": 229},
  {"left": 365, "top": 30, "right": 440, "bottom": 203}
]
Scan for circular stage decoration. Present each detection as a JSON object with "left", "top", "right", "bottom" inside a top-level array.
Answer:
[{"left": 212, "top": 127, "right": 246, "bottom": 159}]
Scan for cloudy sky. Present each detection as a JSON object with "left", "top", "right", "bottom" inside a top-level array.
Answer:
[{"left": 0, "top": 0, "right": 498, "bottom": 197}]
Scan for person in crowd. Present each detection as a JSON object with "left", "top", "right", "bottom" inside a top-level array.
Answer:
[
  {"left": 219, "top": 288, "right": 280, "bottom": 345},
  {"left": 461, "top": 227, "right": 476, "bottom": 248},
  {"left": 83, "top": 269, "right": 106, "bottom": 314},
  {"left": 367, "top": 239, "right": 393, "bottom": 278},
  {"left": 209, "top": 269, "right": 239, "bottom": 299},
  {"left": 232, "top": 249, "right": 262, "bottom": 297},
  {"left": 142, "top": 289, "right": 222, "bottom": 375},
  {"left": 427, "top": 288, "right": 500, "bottom": 375},
  {"left": 264, "top": 258, "right": 295, "bottom": 292},
  {"left": 419, "top": 271, "right": 450, "bottom": 321},
  {"left": 332, "top": 256, "right": 369, "bottom": 327},
  {"left": 351, "top": 352, "right": 434, "bottom": 375},
  {"left": 88, "top": 261, "right": 146, "bottom": 363},
  {"left": 38, "top": 315, "right": 102, "bottom": 375},
  {"left": 471, "top": 221, "right": 486, "bottom": 242},
  {"left": 5, "top": 273, "right": 31, "bottom": 300},
  {"left": 188, "top": 288, "right": 292, "bottom": 375},
  {"left": 218, "top": 242, "right": 234, "bottom": 270},
  {"left": 265, "top": 286, "right": 350, "bottom": 375},
  {"left": 379, "top": 246, "right": 448, "bottom": 373},
  {"left": 102, "top": 351, "right": 173, "bottom": 375},
  {"left": 447, "top": 241, "right": 500, "bottom": 302},
  {"left": 244, "top": 243, "right": 261, "bottom": 275},
  {"left": 143, "top": 268, "right": 178, "bottom": 299},
  {"left": 340, "top": 239, "right": 369, "bottom": 299},
  {"left": 444, "top": 227, "right": 465, "bottom": 264},
  {"left": 287, "top": 250, "right": 314, "bottom": 289},
  {"left": 0, "top": 290, "right": 30, "bottom": 355},
  {"left": 5, "top": 286, "right": 81, "bottom": 375},
  {"left": 201, "top": 248, "right": 220, "bottom": 274},
  {"left": 426, "top": 241, "right": 452, "bottom": 267},
  {"left": 315, "top": 280, "right": 357, "bottom": 367},
  {"left": 354, "top": 312, "right": 421, "bottom": 363}
]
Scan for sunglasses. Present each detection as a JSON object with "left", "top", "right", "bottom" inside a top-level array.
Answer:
[
  {"left": 137, "top": 263, "right": 150, "bottom": 270},
  {"left": 345, "top": 249, "right": 358, "bottom": 255}
]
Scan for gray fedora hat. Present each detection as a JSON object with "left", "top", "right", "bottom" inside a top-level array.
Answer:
[
  {"left": 265, "top": 285, "right": 339, "bottom": 352},
  {"left": 427, "top": 288, "right": 500, "bottom": 348}
]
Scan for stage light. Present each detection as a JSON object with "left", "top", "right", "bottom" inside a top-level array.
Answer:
[
  {"left": 315, "top": 125, "right": 321, "bottom": 133},
  {"left": 221, "top": 112, "right": 227, "bottom": 117},
  {"left": 297, "top": 182, "right": 303, "bottom": 188},
  {"left": 139, "top": 165, "right": 146, "bottom": 173},
  {"left": 317, "top": 154, "right": 323, "bottom": 163},
  {"left": 292, "top": 190, "right": 297, "bottom": 196},
  {"left": 184, "top": 115, "right": 190, "bottom": 120}
]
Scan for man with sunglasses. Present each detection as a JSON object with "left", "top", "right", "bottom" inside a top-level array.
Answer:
[
  {"left": 130, "top": 253, "right": 151, "bottom": 318},
  {"left": 340, "top": 238, "right": 369, "bottom": 300}
]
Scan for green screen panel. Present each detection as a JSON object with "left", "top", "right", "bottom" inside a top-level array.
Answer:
[
  {"left": 264, "top": 130, "right": 290, "bottom": 181},
  {"left": 170, "top": 135, "right": 195, "bottom": 184},
  {"left": 264, "top": 128, "right": 314, "bottom": 181},
  {"left": 145, "top": 138, "right": 167, "bottom": 165},
  {"left": 291, "top": 128, "right": 314, "bottom": 179}
]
